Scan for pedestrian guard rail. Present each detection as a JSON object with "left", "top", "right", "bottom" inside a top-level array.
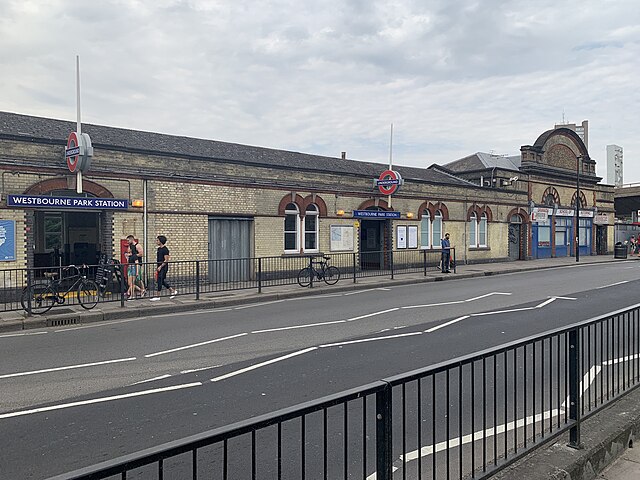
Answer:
[
  {"left": 46, "top": 302, "right": 640, "bottom": 479},
  {"left": 1, "top": 248, "right": 456, "bottom": 314}
]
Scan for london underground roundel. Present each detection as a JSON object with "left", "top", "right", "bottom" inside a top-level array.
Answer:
[
  {"left": 376, "top": 170, "right": 403, "bottom": 195},
  {"left": 66, "top": 132, "right": 81, "bottom": 172}
]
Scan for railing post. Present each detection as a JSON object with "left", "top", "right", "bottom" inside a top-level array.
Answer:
[
  {"left": 257, "top": 257, "right": 262, "bottom": 293},
  {"left": 119, "top": 263, "right": 126, "bottom": 308},
  {"left": 26, "top": 268, "right": 33, "bottom": 316},
  {"left": 453, "top": 247, "right": 457, "bottom": 273},
  {"left": 568, "top": 328, "right": 582, "bottom": 448},
  {"left": 390, "top": 250, "right": 394, "bottom": 280},
  {"left": 195, "top": 261, "right": 201, "bottom": 300},
  {"left": 352, "top": 252, "right": 357, "bottom": 283},
  {"left": 423, "top": 249, "right": 427, "bottom": 276},
  {"left": 376, "top": 383, "right": 393, "bottom": 480},
  {"left": 308, "top": 256, "right": 314, "bottom": 288}
]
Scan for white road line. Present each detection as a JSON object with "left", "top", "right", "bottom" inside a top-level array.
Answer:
[
  {"left": 54, "top": 318, "right": 139, "bottom": 332},
  {"left": 0, "top": 357, "right": 137, "bottom": 379},
  {"left": 424, "top": 316, "right": 470, "bottom": 333},
  {"left": 597, "top": 280, "right": 629, "bottom": 289},
  {"left": 319, "top": 332, "right": 422, "bottom": 348},
  {"left": 534, "top": 298, "right": 557, "bottom": 309},
  {"left": 402, "top": 292, "right": 511, "bottom": 309},
  {"left": 180, "top": 365, "right": 222, "bottom": 374},
  {"left": 0, "top": 382, "right": 202, "bottom": 420},
  {"left": 471, "top": 307, "right": 535, "bottom": 316},
  {"left": 344, "top": 289, "right": 380, "bottom": 296},
  {"left": 144, "top": 333, "right": 248, "bottom": 358},
  {"left": 0, "top": 331, "right": 48, "bottom": 338},
  {"left": 131, "top": 374, "right": 172, "bottom": 385},
  {"left": 465, "top": 292, "right": 512, "bottom": 302},
  {"left": 211, "top": 347, "right": 317, "bottom": 382},
  {"left": 252, "top": 320, "right": 346, "bottom": 334},
  {"left": 234, "top": 300, "right": 284, "bottom": 310},
  {"left": 346, "top": 308, "right": 399, "bottom": 322},
  {"left": 377, "top": 288, "right": 391, "bottom": 291}
]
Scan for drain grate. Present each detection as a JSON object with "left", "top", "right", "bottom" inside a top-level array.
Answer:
[{"left": 47, "top": 317, "right": 78, "bottom": 327}]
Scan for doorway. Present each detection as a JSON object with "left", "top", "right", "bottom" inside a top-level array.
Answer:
[
  {"left": 208, "top": 217, "right": 253, "bottom": 283},
  {"left": 596, "top": 225, "right": 607, "bottom": 255},
  {"left": 359, "top": 219, "right": 391, "bottom": 270},
  {"left": 508, "top": 216, "right": 521, "bottom": 260},
  {"left": 34, "top": 211, "right": 100, "bottom": 268}
]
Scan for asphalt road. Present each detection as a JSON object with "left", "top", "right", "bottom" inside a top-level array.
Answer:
[{"left": 2, "top": 261, "right": 640, "bottom": 479}]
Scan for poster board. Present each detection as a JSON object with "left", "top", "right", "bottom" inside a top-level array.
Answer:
[
  {"left": 407, "top": 225, "right": 418, "bottom": 249},
  {"left": 397, "top": 225, "right": 407, "bottom": 249},
  {"left": 0, "top": 220, "right": 16, "bottom": 261},
  {"left": 330, "top": 225, "right": 354, "bottom": 251}
]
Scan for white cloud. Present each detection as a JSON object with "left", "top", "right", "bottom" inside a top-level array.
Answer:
[{"left": 0, "top": 0, "right": 639, "bottom": 182}]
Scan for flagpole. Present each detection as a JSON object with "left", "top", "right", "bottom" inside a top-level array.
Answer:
[
  {"left": 76, "top": 55, "right": 83, "bottom": 193},
  {"left": 388, "top": 123, "right": 393, "bottom": 209}
]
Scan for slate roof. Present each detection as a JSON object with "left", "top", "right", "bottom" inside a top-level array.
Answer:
[
  {"left": 0, "top": 111, "right": 474, "bottom": 187},
  {"left": 444, "top": 152, "right": 521, "bottom": 173}
]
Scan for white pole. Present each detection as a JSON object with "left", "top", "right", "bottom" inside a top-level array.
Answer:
[
  {"left": 76, "top": 55, "right": 83, "bottom": 194},
  {"left": 388, "top": 123, "right": 393, "bottom": 209}
]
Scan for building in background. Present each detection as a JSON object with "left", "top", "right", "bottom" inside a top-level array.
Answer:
[
  {"left": 555, "top": 120, "right": 589, "bottom": 149},
  {"left": 606, "top": 144, "right": 624, "bottom": 187}
]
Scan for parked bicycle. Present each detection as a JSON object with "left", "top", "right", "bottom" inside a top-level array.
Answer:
[
  {"left": 21, "top": 265, "right": 100, "bottom": 314},
  {"left": 297, "top": 256, "right": 340, "bottom": 287}
]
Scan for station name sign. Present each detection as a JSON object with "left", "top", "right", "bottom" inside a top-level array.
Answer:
[
  {"left": 7, "top": 194, "right": 129, "bottom": 210},
  {"left": 353, "top": 210, "right": 401, "bottom": 219}
]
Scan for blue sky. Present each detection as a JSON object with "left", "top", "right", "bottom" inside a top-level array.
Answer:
[{"left": 1, "top": 0, "right": 638, "bottom": 182}]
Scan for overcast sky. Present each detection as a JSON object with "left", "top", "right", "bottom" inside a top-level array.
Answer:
[{"left": 1, "top": 0, "right": 638, "bottom": 183}]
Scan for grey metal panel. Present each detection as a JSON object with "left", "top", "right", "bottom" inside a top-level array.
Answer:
[{"left": 208, "top": 218, "right": 252, "bottom": 283}]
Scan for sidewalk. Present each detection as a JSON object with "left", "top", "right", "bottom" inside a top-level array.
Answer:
[
  {"left": 1, "top": 254, "right": 635, "bottom": 334},
  {"left": 599, "top": 446, "right": 640, "bottom": 480}
]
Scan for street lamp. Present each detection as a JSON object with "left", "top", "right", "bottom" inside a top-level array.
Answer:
[{"left": 575, "top": 155, "right": 581, "bottom": 262}]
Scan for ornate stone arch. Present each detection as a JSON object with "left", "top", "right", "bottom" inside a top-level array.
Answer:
[
  {"left": 278, "top": 192, "right": 305, "bottom": 215},
  {"left": 570, "top": 191, "right": 588, "bottom": 209},
  {"left": 541, "top": 187, "right": 560, "bottom": 206},
  {"left": 507, "top": 207, "right": 530, "bottom": 224},
  {"left": 356, "top": 198, "right": 390, "bottom": 211},
  {"left": 301, "top": 194, "right": 328, "bottom": 217},
  {"left": 417, "top": 201, "right": 449, "bottom": 221},
  {"left": 24, "top": 177, "right": 114, "bottom": 198},
  {"left": 466, "top": 204, "right": 493, "bottom": 222}
]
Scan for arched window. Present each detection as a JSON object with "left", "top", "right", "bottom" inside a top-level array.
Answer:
[
  {"left": 469, "top": 211, "right": 488, "bottom": 248},
  {"left": 469, "top": 212, "right": 477, "bottom": 247},
  {"left": 284, "top": 203, "right": 299, "bottom": 253},
  {"left": 479, "top": 213, "right": 487, "bottom": 247},
  {"left": 420, "top": 210, "right": 431, "bottom": 248},
  {"left": 432, "top": 210, "right": 443, "bottom": 248},
  {"left": 303, "top": 204, "right": 319, "bottom": 252}
]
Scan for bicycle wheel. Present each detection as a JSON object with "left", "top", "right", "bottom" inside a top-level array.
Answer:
[
  {"left": 323, "top": 266, "right": 340, "bottom": 285},
  {"left": 78, "top": 279, "right": 99, "bottom": 310},
  {"left": 297, "top": 267, "right": 313, "bottom": 287},
  {"left": 21, "top": 284, "right": 56, "bottom": 314}
]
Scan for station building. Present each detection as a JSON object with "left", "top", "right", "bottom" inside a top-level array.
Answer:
[{"left": 0, "top": 111, "right": 615, "bottom": 280}]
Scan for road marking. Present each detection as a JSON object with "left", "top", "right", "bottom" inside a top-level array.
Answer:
[
  {"left": 472, "top": 307, "right": 534, "bottom": 316},
  {"left": 131, "top": 374, "right": 172, "bottom": 385},
  {"left": 0, "top": 382, "right": 202, "bottom": 420},
  {"left": 603, "top": 354, "right": 640, "bottom": 366},
  {"left": 0, "top": 357, "right": 137, "bottom": 379},
  {"left": 344, "top": 289, "right": 382, "bottom": 296},
  {"left": 319, "top": 332, "right": 422, "bottom": 348},
  {"left": 252, "top": 320, "right": 346, "bottom": 334},
  {"left": 597, "top": 280, "right": 629, "bottom": 289},
  {"left": 402, "top": 292, "right": 511, "bottom": 309},
  {"left": 180, "top": 365, "right": 222, "bottom": 374},
  {"left": 234, "top": 300, "right": 284, "bottom": 310},
  {"left": 144, "top": 333, "right": 248, "bottom": 358},
  {"left": 54, "top": 318, "right": 139, "bottom": 332},
  {"left": 424, "top": 316, "right": 470, "bottom": 333},
  {"left": 346, "top": 308, "right": 399, "bottom": 322},
  {"left": 0, "top": 331, "right": 48, "bottom": 338},
  {"left": 465, "top": 292, "right": 512, "bottom": 302},
  {"left": 211, "top": 347, "right": 317, "bottom": 382}
]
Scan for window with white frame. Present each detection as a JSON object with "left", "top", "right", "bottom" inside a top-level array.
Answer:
[
  {"left": 420, "top": 210, "right": 431, "bottom": 248},
  {"left": 303, "top": 204, "right": 319, "bottom": 252},
  {"left": 469, "top": 212, "right": 488, "bottom": 248},
  {"left": 431, "top": 210, "right": 443, "bottom": 248},
  {"left": 284, "top": 203, "right": 299, "bottom": 252}
]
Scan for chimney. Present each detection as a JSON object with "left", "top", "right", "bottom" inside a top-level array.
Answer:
[{"left": 341, "top": 152, "right": 346, "bottom": 160}]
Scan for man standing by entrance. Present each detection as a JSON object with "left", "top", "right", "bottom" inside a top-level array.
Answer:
[
  {"left": 441, "top": 232, "right": 452, "bottom": 273},
  {"left": 150, "top": 235, "right": 178, "bottom": 301}
]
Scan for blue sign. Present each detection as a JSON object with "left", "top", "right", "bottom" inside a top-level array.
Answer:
[
  {"left": 7, "top": 195, "right": 129, "bottom": 210},
  {"left": 353, "top": 210, "right": 401, "bottom": 219},
  {"left": 0, "top": 220, "right": 16, "bottom": 261}
]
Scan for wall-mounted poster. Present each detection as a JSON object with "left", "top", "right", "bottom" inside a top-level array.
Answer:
[
  {"left": 397, "top": 225, "right": 407, "bottom": 249},
  {"left": 408, "top": 225, "right": 418, "bottom": 249},
  {"left": 330, "top": 225, "right": 354, "bottom": 251},
  {"left": 0, "top": 220, "right": 16, "bottom": 261}
]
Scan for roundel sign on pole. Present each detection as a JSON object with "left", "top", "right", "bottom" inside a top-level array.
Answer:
[
  {"left": 376, "top": 169, "right": 403, "bottom": 195},
  {"left": 66, "top": 132, "right": 82, "bottom": 172}
]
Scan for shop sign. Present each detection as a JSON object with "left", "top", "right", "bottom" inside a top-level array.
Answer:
[
  {"left": 594, "top": 214, "right": 609, "bottom": 225},
  {"left": 7, "top": 194, "right": 129, "bottom": 210},
  {"left": 353, "top": 210, "right": 401, "bottom": 219},
  {"left": 65, "top": 131, "right": 94, "bottom": 173},
  {"left": 556, "top": 208, "right": 575, "bottom": 217},
  {"left": 0, "top": 220, "right": 16, "bottom": 261},
  {"left": 579, "top": 210, "right": 595, "bottom": 218},
  {"left": 374, "top": 170, "right": 403, "bottom": 195},
  {"left": 531, "top": 207, "right": 550, "bottom": 222}
]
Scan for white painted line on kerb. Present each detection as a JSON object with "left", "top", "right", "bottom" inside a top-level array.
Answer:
[
  {"left": 425, "top": 316, "right": 470, "bottom": 333},
  {"left": 0, "top": 357, "right": 137, "bottom": 379},
  {"left": 319, "top": 332, "right": 422, "bottom": 348},
  {"left": 346, "top": 308, "right": 399, "bottom": 322},
  {"left": 144, "top": 333, "right": 248, "bottom": 358},
  {"left": 0, "top": 331, "right": 48, "bottom": 339},
  {"left": 131, "top": 374, "right": 172, "bottom": 386},
  {"left": 597, "top": 280, "right": 629, "bottom": 289},
  {"left": 252, "top": 320, "right": 346, "bottom": 334},
  {"left": 211, "top": 347, "right": 317, "bottom": 382},
  {"left": 0, "top": 382, "right": 202, "bottom": 420}
]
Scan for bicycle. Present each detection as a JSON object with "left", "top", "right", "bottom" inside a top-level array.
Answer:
[
  {"left": 21, "top": 265, "right": 100, "bottom": 314},
  {"left": 297, "top": 256, "right": 340, "bottom": 287}
]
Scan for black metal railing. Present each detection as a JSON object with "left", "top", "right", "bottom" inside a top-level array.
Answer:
[
  {"left": 5, "top": 248, "right": 456, "bottom": 314},
  {"left": 46, "top": 303, "right": 640, "bottom": 479}
]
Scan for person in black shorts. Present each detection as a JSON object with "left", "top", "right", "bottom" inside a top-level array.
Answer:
[{"left": 150, "top": 235, "right": 178, "bottom": 301}]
